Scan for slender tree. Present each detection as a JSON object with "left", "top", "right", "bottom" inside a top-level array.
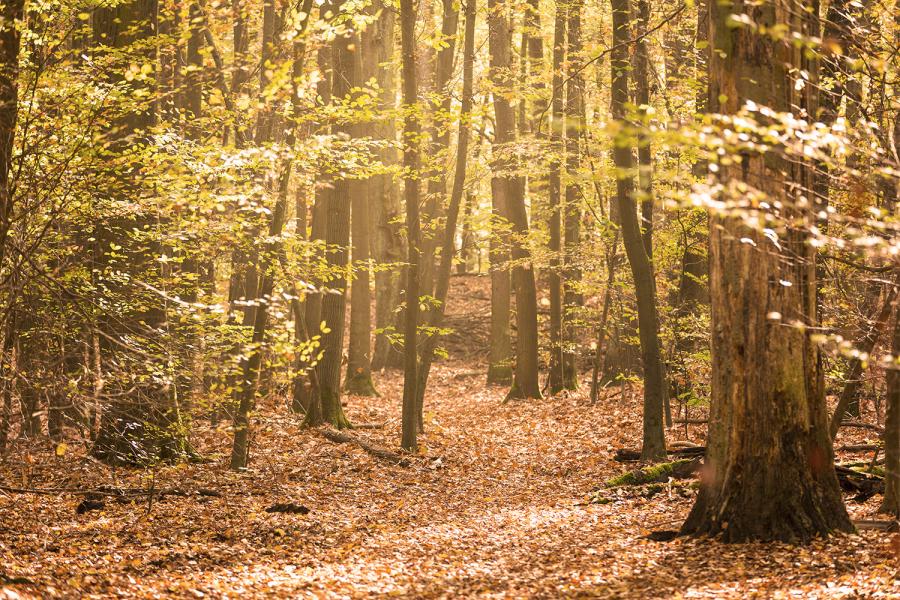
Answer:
[
  {"left": 399, "top": 0, "right": 420, "bottom": 451},
  {"left": 561, "top": 0, "right": 584, "bottom": 389},
  {"left": 489, "top": 0, "right": 541, "bottom": 400},
  {"left": 547, "top": 1, "right": 566, "bottom": 394},
  {"left": 486, "top": 0, "right": 513, "bottom": 386},
  {"left": 610, "top": 0, "right": 665, "bottom": 460},
  {"left": 416, "top": 0, "right": 478, "bottom": 420}
]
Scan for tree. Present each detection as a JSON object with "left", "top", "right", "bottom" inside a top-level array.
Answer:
[
  {"left": 416, "top": 0, "right": 478, "bottom": 422},
  {"left": 399, "top": 0, "right": 421, "bottom": 452},
  {"left": 547, "top": 0, "right": 566, "bottom": 394},
  {"left": 680, "top": 0, "right": 853, "bottom": 542},
  {"left": 610, "top": 0, "right": 666, "bottom": 461},
  {"left": 364, "top": 2, "right": 404, "bottom": 373},
  {"left": 561, "top": 0, "right": 584, "bottom": 390},
  {"left": 486, "top": 0, "right": 513, "bottom": 386},
  {"left": 488, "top": 0, "right": 541, "bottom": 400},
  {"left": 305, "top": 0, "right": 359, "bottom": 429}
]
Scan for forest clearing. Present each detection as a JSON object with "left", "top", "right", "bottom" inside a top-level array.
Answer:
[{"left": 0, "top": 0, "right": 899, "bottom": 597}]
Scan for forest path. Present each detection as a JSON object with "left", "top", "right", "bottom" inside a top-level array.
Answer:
[{"left": 1, "top": 275, "right": 898, "bottom": 598}]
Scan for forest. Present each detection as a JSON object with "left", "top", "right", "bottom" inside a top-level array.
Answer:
[{"left": 0, "top": 0, "right": 899, "bottom": 596}]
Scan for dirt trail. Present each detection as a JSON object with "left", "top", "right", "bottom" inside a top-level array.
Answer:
[{"left": 1, "top": 276, "right": 898, "bottom": 598}]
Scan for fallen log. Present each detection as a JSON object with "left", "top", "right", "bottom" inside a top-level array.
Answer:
[
  {"left": 614, "top": 446, "right": 705, "bottom": 463},
  {"left": 320, "top": 428, "right": 410, "bottom": 466},
  {"left": 0, "top": 484, "right": 221, "bottom": 498},
  {"left": 835, "top": 465, "right": 883, "bottom": 502},
  {"left": 606, "top": 458, "right": 702, "bottom": 487}
]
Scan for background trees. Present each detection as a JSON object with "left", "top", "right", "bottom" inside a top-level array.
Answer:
[{"left": 0, "top": 0, "right": 897, "bottom": 549}]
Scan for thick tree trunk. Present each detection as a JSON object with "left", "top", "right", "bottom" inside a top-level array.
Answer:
[
  {"left": 610, "top": 0, "right": 666, "bottom": 461},
  {"left": 399, "top": 0, "right": 420, "bottom": 452},
  {"left": 91, "top": 0, "right": 193, "bottom": 465},
  {"left": 681, "top": 0, "right": 852, "bottom": 542}
]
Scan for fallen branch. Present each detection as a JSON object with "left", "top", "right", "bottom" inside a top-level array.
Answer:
[
  {"left": 0, "top": 485, "right": 221, "bottom": 498},
  {"left": 839, "top": 420, "right": 885, "bottom": 435},
  {"left": 838, "top": 443, "right": 881, "bottom": 452},
  {"left": 853, "top": 519, "right": 898, "bottom": 532},
  {"left": 320, "top": 428, "right": 410, "bottom": 466},
  {"left": 614, "top": 446, "right": 705, "bottom": 462}
]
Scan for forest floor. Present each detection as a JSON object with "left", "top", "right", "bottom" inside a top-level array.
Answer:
[{"left": 2, "top": 275, "right": 900, "bottom": 598}]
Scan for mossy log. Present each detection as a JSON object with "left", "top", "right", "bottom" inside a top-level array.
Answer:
[{"left": 605, "top": 458, "right": 701, "bottom": 487}]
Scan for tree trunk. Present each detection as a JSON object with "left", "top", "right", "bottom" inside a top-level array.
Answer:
[
  {"left": 0, "top": 0, "right": 24, "bottom": 269},
  {"left": 880, "top": 289, "right": 900, "bottom": 515},
  {"left": 488, "top": 0, "right": 541, "bottom": 400},
  {"left": 293, "top": 40, "right": 333, "bottom": 415},
  {"left": 306, "top": 0, "right": 358, "bottom": 429},
  {"left": 561, "top": 0, "right": 584, "bottom": 390},
  {"left": 91, "top": 0, "right": 195, "bottom": 466},
  {"left": 634, "top": 0, "right": 653, "bottom": 257},
  {"left": 345, "top": 181, "right": 377, "bottom": 396},
  {"left": 365, "top": 3, "right": 405, "bottom": 373},
  {"left": 399, "top": 0, "right": 420, "bottom": 452},
  {"left": 415, "top": 0, "right": 477, "bottom": 421},
  {"left": 610, "top": 0, "right": 666, "bottom": 461},
  {"left": 681, "top": 0, "right": 852, "bottom": 542},
  {"left": 486, "top": 1, "right": 513, "bottom": 386},
  {"left": 547, "top": 3, "right": 566, "bottom": 394}
]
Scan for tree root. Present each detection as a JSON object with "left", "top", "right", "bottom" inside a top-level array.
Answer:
[{"left": 320, "top": 428, "right": 410, "bottom": 466}]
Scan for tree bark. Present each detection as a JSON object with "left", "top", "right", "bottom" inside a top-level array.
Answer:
[
  {"left": 486, "top": 0, "right": 513, "bottom": 386},
  {"left": 415, "top": 0, "right": 477, "bottom": 421},
  {"left": 364, "top": 3, "right": 404, "bottom": 373},
  {"left": 681, "top": 0, "right": 852, "bottom": 542},
  {"left": 488, "top": 0, "right": 541, "bottom": 400},
  {"left": 547, "top": 3, "right": 566, "bottom": 394},
  {"left": 610, "top": 0, "right": 666, "bottom": 461},
  {"left": 399, "top": 0, "right": 420, "bottom": 452},
  {"left": 880, "top": 288, "right": 900, "bottom": 515},
  {"left": 305, "top": 0, "right": 359, "bottom": 429},
  {"left": 561, "top": 0, "right": 584, "bottom": 390}
]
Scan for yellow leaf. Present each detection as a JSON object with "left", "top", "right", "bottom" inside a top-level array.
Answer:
[{"left": 55, "top": 443, "right": 67, "bottom": 457}]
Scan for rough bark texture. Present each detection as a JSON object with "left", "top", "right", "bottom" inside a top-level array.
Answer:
[
  {"left": 610, "top": 0, "right": 666, "bottom": 461},
  {"left": 680, "top": 0, "right": 852, "bottom": 542}
]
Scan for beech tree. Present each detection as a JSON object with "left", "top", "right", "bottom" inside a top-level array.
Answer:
[{"left": 680, "top": 0, "right": 853, "bottom": 542}]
